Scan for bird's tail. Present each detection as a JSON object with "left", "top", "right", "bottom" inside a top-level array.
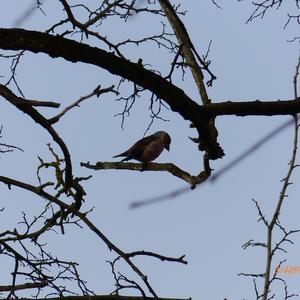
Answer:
[
  {"left": 113, "top": 152, "right": 131, "bottom": 161},
  {"left": 113, "top": 151, "right": 127, "bottom": 157}
]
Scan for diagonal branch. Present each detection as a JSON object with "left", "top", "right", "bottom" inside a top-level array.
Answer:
[
  {"left": 49, "top": 85, "right": 118, "bottom": 124},
  {"left": 158, "top": 0, "right": 210, "bottom": 104},
  {"left": 0, "top": 84, "right": 72, "bottom": 188}
]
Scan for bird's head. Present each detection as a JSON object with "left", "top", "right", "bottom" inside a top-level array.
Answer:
[{"left": 155, "top": 131, "right": 171, "bottom": 151}]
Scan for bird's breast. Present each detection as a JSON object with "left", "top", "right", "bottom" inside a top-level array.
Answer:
[{"left": 140, "top": 142, "right": 164, "bottom": 162}]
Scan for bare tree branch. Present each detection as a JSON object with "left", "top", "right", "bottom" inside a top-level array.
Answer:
[
  {"left": 0, "top": 175, "right": 188, "bottom": 297},
  {"left": 80, "top": 157, "right": 211, "bottom": 187},
  {"left": 15, "top": 296, "right": 190, "bottom": 300},
  {"left": 0, "top": 84, "right": 73, "bottom": 189},
  {"left": 49, "top": 85, "right": 118, "bottom": 124}
]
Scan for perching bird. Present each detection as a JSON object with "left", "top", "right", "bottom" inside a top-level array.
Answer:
[{"left": 113, "top": 131, "right": 171, "bottom": 162}]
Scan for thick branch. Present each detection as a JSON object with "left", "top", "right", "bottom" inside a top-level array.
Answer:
[
  {"left": 2, "top": 29, "right": 299, "bottom": 157},
  {"left": 0, "top": 27, "right": 223, "bottom": 159},
  {"left": 200, "top": 99, "right": 300, "bottom": 116},
  {"left": 0, "top": 28, "right": 199, "bottom": 121}
]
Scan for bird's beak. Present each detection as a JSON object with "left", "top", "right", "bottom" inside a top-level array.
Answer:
[{"left": 165, "top": 144, "right": 170, "bottom": 151}]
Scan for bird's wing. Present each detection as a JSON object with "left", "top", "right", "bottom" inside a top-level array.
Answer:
[
  {"left": 127, "top": 135, "right": 157, "bottom": 157},
  {"left": 113, "top": 135, "right": 156, "bottom": 158}
]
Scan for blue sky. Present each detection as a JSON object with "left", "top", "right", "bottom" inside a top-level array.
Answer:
[{"left": 0, "top": 1, "right": 300, "bottom": 299}]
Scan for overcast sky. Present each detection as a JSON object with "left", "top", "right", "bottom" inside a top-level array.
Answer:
[{"left": 0, "top": 1, "right": 300, "bottom": 299}]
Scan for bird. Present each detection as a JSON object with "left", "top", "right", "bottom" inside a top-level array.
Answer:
[{"left": 113, "top": 131, "right": 171, "bottom": 162}]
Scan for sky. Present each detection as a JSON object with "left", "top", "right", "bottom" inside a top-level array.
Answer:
[{"left": 0, "top": 0, "right": 300, "bottom": 299}]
